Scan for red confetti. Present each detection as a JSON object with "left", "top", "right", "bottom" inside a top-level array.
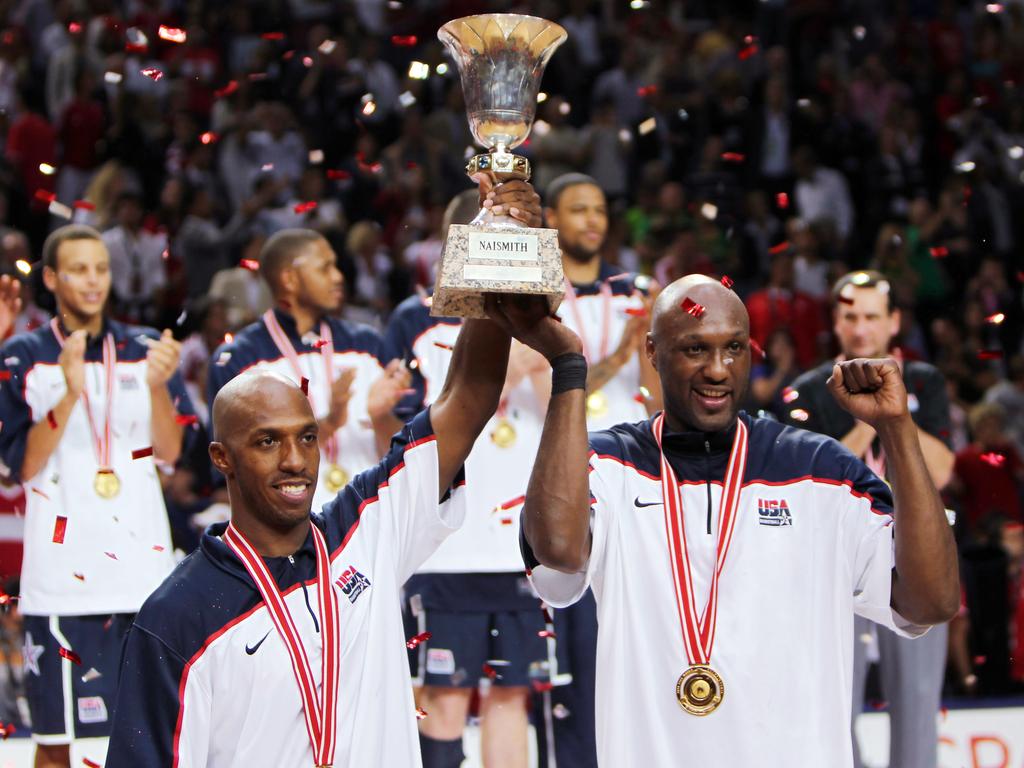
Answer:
[
  {"left": 53, "top": 515, "right": 68, "bottom": 544},
  {"left": 433, "top": 341, "right": 454, "bottom": 351},
  {"left": 390, "top": 35, "right": 418, "bottom": 47},
  {"left": 973, "top": 654, "right": 987, "bottom": 665},
  {"left": 637, "top": 85, "right": 658, "bottom": 97},
  {"left": 214, "top": 80, "right": 240, "bottom": 99},
  {"left": 738, "top": 45, "right": 759, "bottom": 61},
  {"left": 869, "top": 699, "right": 888, "bottom": 711},
  {"left": 0, "top": 587, "right": 17, "bottom": 606},
  {"left": 34, "top": 189, "right": 57, "bottom": 204},
  {"left": 260, "top": 31, "right": 286, "bottom": 40},
  {"left": 0, "top": 722, "right": 15, "bottom": 740},
  {"left": 132, "top": 446, "right": 154, "bottom": 460},
  {"left": 104, "top": 551, "right": 118, "bottom": 560},
  {"left": 977, "top": 350, "right": 1003, "bottom": 360},
  {"left": 681, "top": 298, "right": 705, "bottom": 318},
  {"left": 985, "top": 312, "right": 1005, "bottom": 324},
  {"left": 174, "top": 413, "right": 199, "bottom": 426},
  {"left": 750, "top": 339, "right": 764, "bottom": 358},
  {"left": 152, "top": 545, "right": 165, "bottom": 552},
  {"left": 199, "top": 131, "right": 219, "bottom": 145},
  {"left": 32, "top": 487, "right": 50, "bottom": 500},
  {"left": 624, "top": 307, "right": 648, "bottom": 317},
  {"left": 538, "top": 629, "right": 557, "bottom": 639},
  {"left": 294, "top": 201, "right": 318, "bottom": 214},
  {"left": 141, "top": 67, "right": 164, "bottom": 81},
  {"left": 633, "top": 392, "right": 646, "bottom": 404},
  {"left": 720, "top": 275, "right": 734, "bottom": 289},
  {"left": 73, "top": 199, "right": 96, "bottom": 210},
  {"left": 929, "top": 246, "right": 949, "bottom": 258},
  {"left": 415, "top": 707, "right": 428, "bottom": 720},
  {"left": 533, "top": 681, "right": 554, "bottom": 692},
  {"left": 46, "top": 410, "right": 58, "bottom": 429},
  {"left": 768, "top": 241, "right": 791, "bottom": 256},
  {"left": 59, "top": 647, "right": 82, "bottom": 665},
  {"left": 300, "top": 377, "right": 309, "bottom": 395},
  {"left": 0, "top": 371, "right": 10, "bottom": 381},
  {"left": 68, "top": 22, "right": 83, "bottom": 35},
  {"left": 720, "top": 152, "right": 746, "bottom": 163},
  {"left": 83, "top": 759, "right": 102, "bottom": 768},
  {"left": 775, "top": 192, "right": 789, "bottom": 209},
  {"left": 240, "top": 258, "right": 260, "bottom": 272},
  {"left": 406, "top": 631, "right": 432, "bottom": 650},
  {"left": 73, "top": 572, "right": 85, "bottom": 581},
  {"left": 482, "top": 663, "right": 499, "bottom": 679},
  {"left": 312, "top": 339, "right": 330, "bottom": 349},
  {"left": 782, "top": 387, "right": 799, "bottom": 404},
  {"left": 980, "top": 452, "right": 1006, "bottom": 467},
  {"left": 326, "top": 169, "right": 351, "bottom": 180},
  {"left": 282, "top": 50, "right": 296, "bottom": 61},
  {"left": 158, "top": 25, "right": 187, "bottom": 43}
]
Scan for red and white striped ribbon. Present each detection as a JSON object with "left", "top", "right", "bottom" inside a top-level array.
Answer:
[
  {"left": 652, "top": 412, "right": 748, "bottom": 665},
  {"left": 50, "top": 320, "right": 116, "bottom": 468},
  {"left": 223, "top": 523, "right": 340, "bottom": 767}
]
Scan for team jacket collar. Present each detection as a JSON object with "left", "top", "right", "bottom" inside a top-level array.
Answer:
[
  {"left": 53, "top": 315, "right": 117, "bottom": 349},
  {"left": 201, "top": 518, "right": 322, "bottom": 587},
  {"left": 651, "top": 412, "right": 747, "bottom": 457},
  {"left": 270, "top": 306, "right": 328, "bottom": 346}
]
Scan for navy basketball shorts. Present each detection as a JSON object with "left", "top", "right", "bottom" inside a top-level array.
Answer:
[
  {"left": 22, "top": 614, "right": 133, "bottom": 743},
  {"left": 405, "top": 573, "right": 549, "bottom": 689}
]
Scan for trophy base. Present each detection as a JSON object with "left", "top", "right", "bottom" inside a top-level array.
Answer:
[{"left": 430, "top": 223, "right": 564, "bottom": 319}]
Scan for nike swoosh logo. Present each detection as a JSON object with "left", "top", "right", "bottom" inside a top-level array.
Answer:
[
  {"left": 634, "top": 497, "right": 662, "bottom": 508},
  {"left": 245, "top": 631, "right": 271, "bottom": 655}
]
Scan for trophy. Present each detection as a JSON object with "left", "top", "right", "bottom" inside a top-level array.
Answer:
[{"left": 432, "top": 14, "right": 568, "bottom": 318}]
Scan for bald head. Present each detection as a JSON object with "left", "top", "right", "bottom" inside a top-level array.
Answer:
[
  {"left": 652, "top": 275, "right": 749, "bottom": 340},
  {"left": 211, "top": 370, "right": 314, "bottom": 446}
]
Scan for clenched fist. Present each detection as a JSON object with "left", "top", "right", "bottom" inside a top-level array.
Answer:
[
  {"left": 145, "top": 329, "right": 182, "bottom": 389},
  {"left": 827, "top": 358, "right": 909, "bottom": 428}
]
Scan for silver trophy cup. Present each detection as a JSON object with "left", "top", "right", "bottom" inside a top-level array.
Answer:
[{"left": 431, "top": 14, "right": 568, "bottom": 319}]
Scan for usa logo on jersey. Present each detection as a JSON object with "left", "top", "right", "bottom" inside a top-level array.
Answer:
[
  {"left": 335, "top": 566, "right": 371, "bottom": 604},
  {"left": 758, "top": 499, "right": 792, "bottom": 526}
]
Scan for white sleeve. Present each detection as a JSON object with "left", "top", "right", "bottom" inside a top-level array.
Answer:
[
  {"left": 525, "top": 452, "right": 617, "bottom": 608},
  {"left": 841, "top": 459, "right": 930, "bottom": 638}
]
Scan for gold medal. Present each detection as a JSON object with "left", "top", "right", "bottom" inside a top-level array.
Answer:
[
  {"left": 676, "top": 664, "right": 724, "bottom": 715},
  {"left": 585, "top": 390, "right": 608, "bottom": 418},
  {"left": 325, "top": 464, "right": 349, "bottom": 494},
  {"left": 94, "top": 469, "right": 121, "bottom": 499},
  {"left": 491, "top": 418, "right": 517, "bottom": 448}
]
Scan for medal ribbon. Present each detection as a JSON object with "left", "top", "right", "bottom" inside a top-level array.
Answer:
[
  {"left": 262, "top": 310, "right": 340, "bottom": 465},
  {"left": 563, "top": 279, "right": 611, "bottom": 364},
  {"left": 652, "top": 412, "right": 748, "bottom": 665},
  {"left": 50, "top": 320, "right": 116, "bottom": 469},
  {"left": 223, "top": 523, "right": 340, "bottom": 767}
]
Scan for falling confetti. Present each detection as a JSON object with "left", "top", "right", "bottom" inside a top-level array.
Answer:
[
  {"left": 0, "top": 722, "right": 15, "bottom": 739},
  {"left": 977, "top": 350, "right": 1003, "bottom": 360},
  {"left": 132, "top": 447, "right": 154, "bottom": 460},
  {"left": 294, "top": 201, "right": 318, "bottom": 214},
  {"left": 681, "top": 298, "right": 705, "bottom": 318},
  {"left": 32, "top": 487, "right": 50, "bottom": 500},
  {"left": 326, "top": 169, "right": 351, "bottom": 180},
  {"left": 46, "top": 410, "right": 58, "bottom": 429},
  {"left": 260, "top": 31, "right": 285, "bottom": 40},
  {"left": 83, "top": 759, "right": 102, "bottom": 768},
  {"left": 81, "top": 667, "right": 102, "bottom": 683},
  {"left": 775, "top": 192, "right": 789, "bottom": 209},
  {"left": 985, "top": 312, "right": 1005, "bottom": 324},
  {"left": 980, "top": 452, "right": 1006, "bottom": 467},
  {"left": 415, "top": 707, "right": 428, "bottom": 720},
  {"left": 929, "top": 246, "right": 949, "bottom": 258},
  {"left": 141, "top": 67, "right": 164, "bottom": 81},
  {"left": 637, "top": 85, "right": 658, "bottom": 97},
  {"left": 312, "top": 339, "right": 330, "bottom": 349},
  {"left": 782, "top": 388, "right": 800, "bottom": 404},
  {"left": 104, "top": 552, "right": 118, "bottom": 560},
  {"left": 624, "top": 307, "right": 647, "bottom": 317},
  {"left": 869, "top": 700, "right": 888, "bottom": 711},
  {"left": 720, "top": 152, "right": 746, "bottom": 163},
  {"left": 768, "top": 241, "right": 791, "bottom": 256},
  {"left": 433, "top": 341, "right": 454, "bottom": 351},
  {"left": 214, "top": 80, "right": 240, "bottom": 98},
  {"left": 0, "top": 371, "right": 10, "bottom": 381},
  {"left": 34, "top": 189, "right": 57, "bottom": 205},
  {"left": 174, "top": 413, "right": 199, "bottom": 426},
  {"left": 406, "top": 631, "right": 432, "bottom": 650},
  {"left": 240, "top": 258, "right": 260, "bottom": 272},
  {"left": 200, "top": 131, "right": 219, "bottom": 145},
  {"left": 158, "top": 25, "right": 187, "bottom": 43},
  {"left": 73, "top": 199, "right": 95, "bottom": 210},
  {"left": 391, "top": 35, "right": 418, "bottom": 46},
  {"left": 73, "top": 572, "right": 85, "bottom": 581},
  {"left": 720, "top": 275, "right": 734, "bottom": 289},
  {"left": 300, "top": 377, "right": 309, "bottom": 395},
  {"left": 59, "top": 647, "right": 82, "bottom": 665},
  {"left": 789, "top": 408, "right": 810, "bottom": 422},
  {"left": 53, "top": 515, "right": 68, "bottom": 544}
]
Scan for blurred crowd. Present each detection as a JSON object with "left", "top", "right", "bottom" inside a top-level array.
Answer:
[{"left": 0, "top": 0, "right": 1023, "bottom": 718}]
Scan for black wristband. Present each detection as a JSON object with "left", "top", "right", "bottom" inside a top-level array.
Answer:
[{"left": 551, "top": 352, "right": 588, "bottom": 395}]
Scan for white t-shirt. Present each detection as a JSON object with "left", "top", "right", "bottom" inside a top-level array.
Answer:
[{"left": 525, "top": 414, "right": 928, "bottom": 768}]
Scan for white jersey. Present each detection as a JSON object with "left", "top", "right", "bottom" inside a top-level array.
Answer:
[
  {"left": 384, "top": 297, "right": 544, "bottom": 573},
  {"left": 106, "top": 410, "right": 465, "bottom": 767},
  {"left": 523, "top": 414, "right": 929, "bottom": 767},
  {"left": 208, "top": 309, "right": 390, "bottom": 511},
  {"left": 556, "top": 264, "right": 650, "bottom": 431},
  {"left": 0, "top": 320, "right": 193, "bottom": 615}
]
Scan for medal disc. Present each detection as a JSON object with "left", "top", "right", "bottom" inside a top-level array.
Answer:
[
  {"left": 94, "top": 469, "right": 121, "bottom": 499},
  {"left": 585, "top": 390, "right": 609, "bottom": 418},
  {"left": 325, "top": 464, "right": 349, "bottom": 494},
  {"left": 491, "top": 418, "right": 517, "bottom": 448},
  {"left": 675, "top": 664, "right": 724, "bottom": 715}
]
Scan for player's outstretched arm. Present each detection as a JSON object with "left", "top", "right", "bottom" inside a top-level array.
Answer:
[
  {"left": 488, "top": 297, "right": 590, "bottom": 573},
  {"left": 828, "top": 358, "right": 959, "bottom": 625},
  {"left": 430, "top": 179, "right": 543, "bottom": 498}
]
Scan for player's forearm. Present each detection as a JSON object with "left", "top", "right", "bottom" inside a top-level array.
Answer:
[
  {"left": 586, "top": 348, "right": 629, "bottom": 394},
  {"left": 523, "top": 384, "right": 591, "bottom": 573},
  {"left": 21, "top": 393, "right": 77, "bottom": 481},
  {"left": 878, "top": 415, "right": 959, "bottom": 625},
  {"left": 917, "top": 427, "right": 955, "bottom": 490},
  {"left": 150, "top": 385, "right": 185, "bottom": 465},
  {"left": 371, "top": 412, "right": 404, "bottom": 456},
  {"left": 638, "top": 350, "right": 663, "bottom": 414}
]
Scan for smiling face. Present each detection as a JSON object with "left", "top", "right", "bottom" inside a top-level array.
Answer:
[
  {"left": 647, "top": 278, "right": 751, "bottom": 433},
  {"left": 210, "top": 373, "right": 321, "bottom": 535},
  {"left": 43, "top": 237, "right": 111, "bottom": 323},
  {"left": 546, "top": 183, "right": 608, "bottom": 263},
  {"left": 833, "top": 286, "right": 900, "bottom": 360}
]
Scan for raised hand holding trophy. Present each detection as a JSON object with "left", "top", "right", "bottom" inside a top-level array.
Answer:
[{"left": 432, "top": 14, "right": 568, "bottom": 319}]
